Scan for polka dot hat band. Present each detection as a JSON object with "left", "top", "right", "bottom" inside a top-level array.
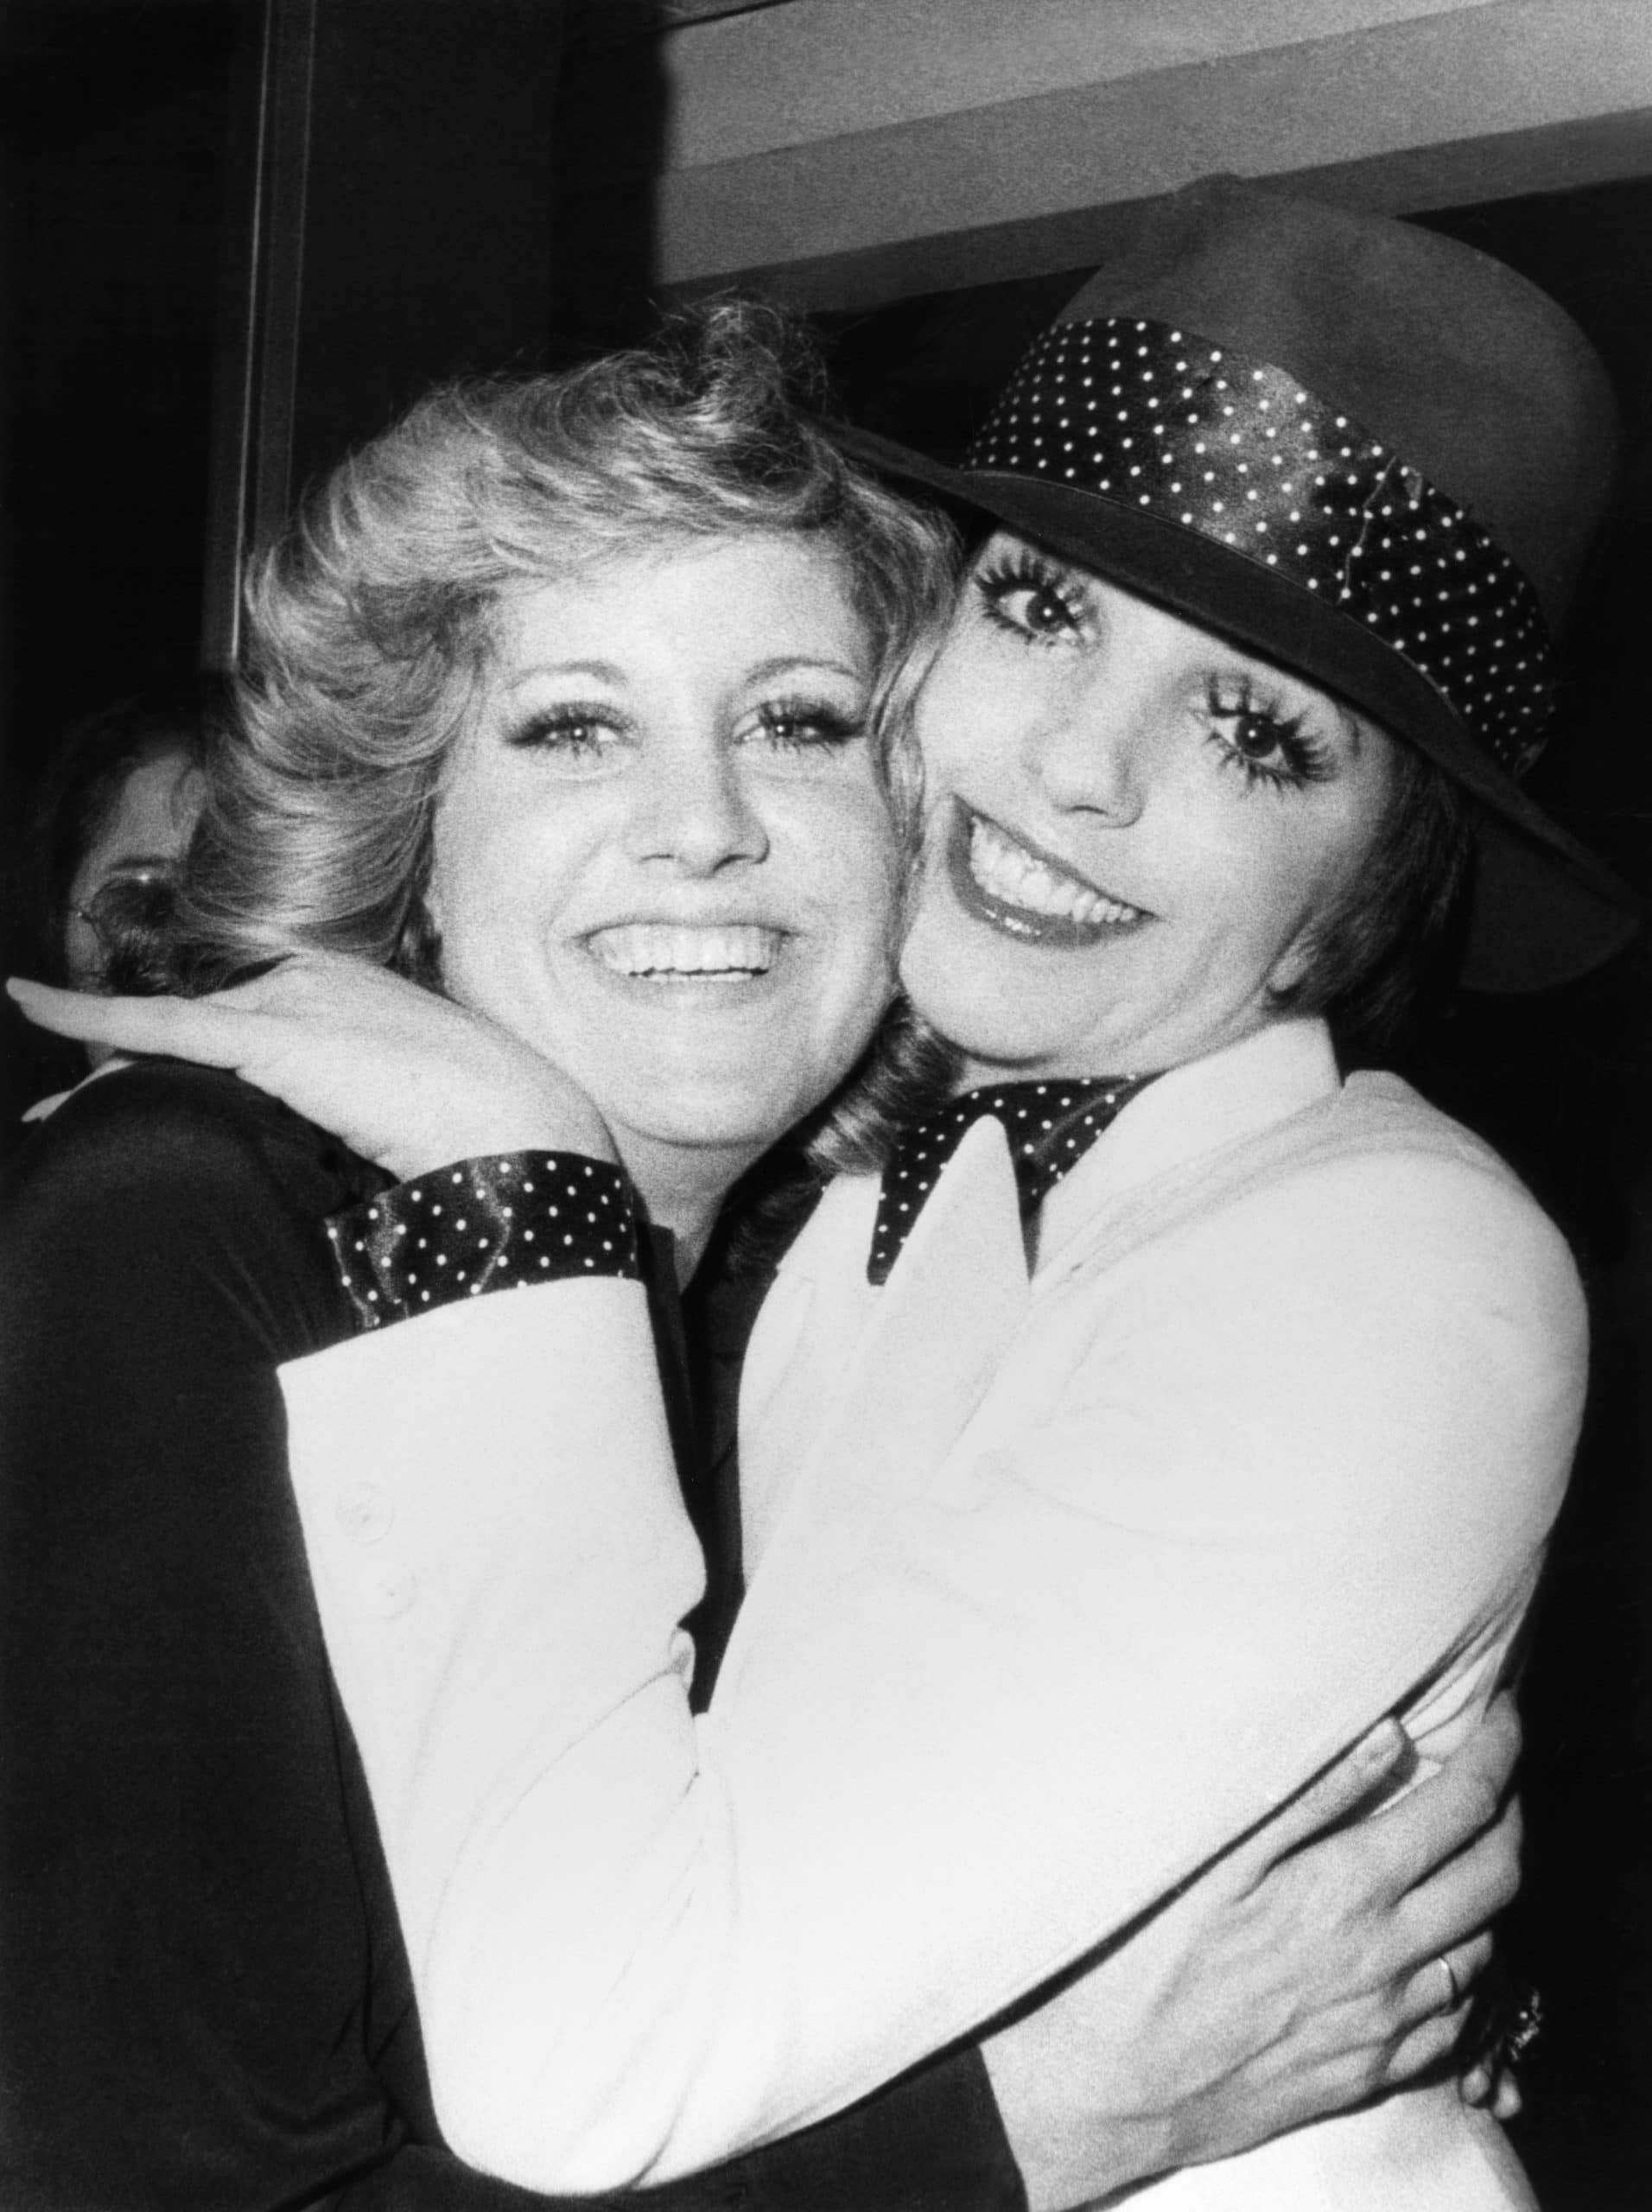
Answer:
[{"left": 966, "top": 316, "right": 1553, "bottom": 781}]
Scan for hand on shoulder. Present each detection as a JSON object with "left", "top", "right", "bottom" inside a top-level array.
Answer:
[{"left": 10, "top": 954, "right": 615, "bottom": 1182}]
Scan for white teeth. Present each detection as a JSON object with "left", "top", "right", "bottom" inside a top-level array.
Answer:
[
  {"left": 589, "top": 925, "right": 780, "bottom": 979},
  {"left": 967, "top": 817, "right": 1143, "bottom": 925}
]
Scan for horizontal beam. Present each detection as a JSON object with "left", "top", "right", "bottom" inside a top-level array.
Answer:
[
  {"left": 675, "top": 109, "right": 1652, "bottom": 315},
  {"left": 653, "top": 0, "right": 1500, "bottom": 172},
  {"left": 633, "top": 0, "right": 1652, "bottom": 310}
]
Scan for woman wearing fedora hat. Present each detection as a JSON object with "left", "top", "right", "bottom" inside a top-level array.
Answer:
[{"left": 16, "top": 181, "right": 1633, "bottom": 2208}]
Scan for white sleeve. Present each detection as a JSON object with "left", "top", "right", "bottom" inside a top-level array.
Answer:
[{"left": 284, "top": 1138, "right": 1583, "bottom": 2192}]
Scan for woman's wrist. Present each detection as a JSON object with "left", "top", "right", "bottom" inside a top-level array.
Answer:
[
  {"left": 982, "top": 2029, "right": 1166, "bottom": 2210},
  {"left": 371, "top": 1068, "right": 617, "bottom": 1185},
  {"left": 328, "top": 1150, "right": 643, "bottom": 1330}
]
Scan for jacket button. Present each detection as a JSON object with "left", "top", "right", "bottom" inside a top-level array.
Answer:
[
  {"left": 338, "top": 1478, "right": 395, "bottom": 1544},
  {"left": 356, "top": 1560, "right": 417, "bottom": 1618}
]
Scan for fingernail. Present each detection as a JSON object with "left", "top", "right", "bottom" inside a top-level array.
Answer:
[{"left": 1356, "top": 1716, "right": 1405, "bottom": 1770}]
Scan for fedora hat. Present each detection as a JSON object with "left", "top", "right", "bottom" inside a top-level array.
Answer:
[{"left": 842, "top": 175, "right": 1636, "bottom": 990}]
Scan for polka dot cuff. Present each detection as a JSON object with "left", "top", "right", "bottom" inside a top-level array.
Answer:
[
  {"left": 966, "top": 316, "right": 1555, "bottom": 777},
  {"left": 327, "top": 1153, "right": 643, "bottom": 1332},
  {"left": 869, "top": 1075, "right": 1156, "bottom": 1285}
]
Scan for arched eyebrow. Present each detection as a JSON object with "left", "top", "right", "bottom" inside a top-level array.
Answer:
[
  {"left": 740, "top": 654, "right": 868, "bottom": 686},
  {"left": 500, "top": 659, "right": 627, "bottom": 692},
  {"left": 501, "top": 653, "right": 868, "bottom": 694}
]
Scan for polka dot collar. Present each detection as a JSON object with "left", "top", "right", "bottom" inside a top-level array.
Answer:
[
  {"left": 868, "top": 1075, "right": 1156, "bottom": 1286},
  {"left": 963, "top": 315, "right": 1555, "bottom": 779}
]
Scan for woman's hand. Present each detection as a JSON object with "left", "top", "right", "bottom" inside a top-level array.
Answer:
[
  {"left": 983, "top": 1697, "right": 1523, "bottom": 2210},
  {"left": 8, "top": 956, "right": 616, "bottom": 1184}
]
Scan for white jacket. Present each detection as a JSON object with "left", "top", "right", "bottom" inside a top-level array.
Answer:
[{"left": 283, "top": 1019, "right": 1580, "bottom": 2202}]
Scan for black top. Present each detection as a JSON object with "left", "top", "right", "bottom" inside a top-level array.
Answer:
[{"left": 0, "top": 1061, "right": 1024, "bottom": 2211}]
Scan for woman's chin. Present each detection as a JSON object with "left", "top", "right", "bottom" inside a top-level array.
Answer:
[
  {"left": 599, "top": 1074, "right": 829, "bottom": 1170},
  {"left": 898, "top": 950, "right": 1071, "bottom": 1078}
]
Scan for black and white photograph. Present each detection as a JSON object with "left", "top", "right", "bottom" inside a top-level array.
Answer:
[{"left": 3, "top": 4, "right": 1649, "bottom": 2207}]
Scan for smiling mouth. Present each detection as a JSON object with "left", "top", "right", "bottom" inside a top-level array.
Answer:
[
  {"left": 950, "top": 808, "right": 1148, "bottom": 947},
  {"left": 588, "top": 923, "right": 783, "bottom": 982}
]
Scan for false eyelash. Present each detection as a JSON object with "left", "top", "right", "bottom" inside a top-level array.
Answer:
[
  {"left": 504, "top": 703, "right": 621, "bottom": 753},
  {"left": 974, "top": 546, "right": 1094, "bottom": 640},
  {"left": 755, "top": 698, "right": 867, "bottom": 750},
  {"left": 1204, "top": 677, "right": 1331, "bottom": 791}
]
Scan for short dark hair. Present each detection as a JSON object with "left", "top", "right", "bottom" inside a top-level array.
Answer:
[
  {"left": 1273, "top": 736, "right": 1476, "bottom": 1047},
  {"left": 22, "top": 679, "right": 223, "bottom": 986}
]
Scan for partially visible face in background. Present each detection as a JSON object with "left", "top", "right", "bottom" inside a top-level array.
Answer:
[{"left": 66, "top": 740, "right": 206, "bottom": 1061}]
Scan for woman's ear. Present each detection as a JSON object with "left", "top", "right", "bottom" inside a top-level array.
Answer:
[{"left": 1263, "top": 922, "right": 1317, "bottom": 1004}]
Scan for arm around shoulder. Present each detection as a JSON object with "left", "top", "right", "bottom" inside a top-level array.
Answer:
[{"left": 283, "top": 1110, "right": 1585, "bottom": 2194}]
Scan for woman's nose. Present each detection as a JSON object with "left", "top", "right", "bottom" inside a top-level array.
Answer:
[
  {"left": 625, "top": 741, "right": 770, "bottom": 874},
  {"left": 1024, "top": 681, "right": 1147, "bottom": 823}
]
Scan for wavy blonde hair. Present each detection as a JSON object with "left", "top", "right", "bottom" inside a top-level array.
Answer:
[{"left": 173, "top": 302, "right": 958, "bottom": 989}]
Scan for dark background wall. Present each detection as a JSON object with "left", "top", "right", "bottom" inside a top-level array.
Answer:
[
  {"left": 0, "top": 0, "right": 562, "bottom": 1111},
  {"left": 1, "top": 5, "right": 1647, "bottom": 2204},
  {"left": 1, "top": 0, "right": 238, "bottom": 811}
]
